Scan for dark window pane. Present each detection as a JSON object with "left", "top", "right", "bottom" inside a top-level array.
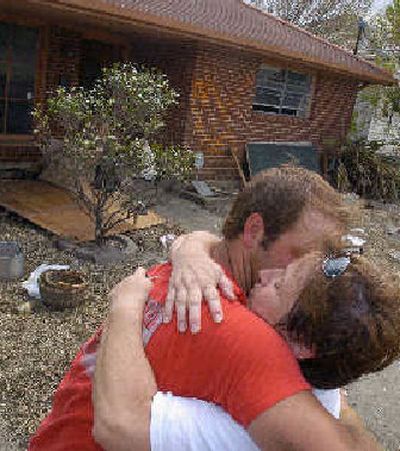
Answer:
[
  {"left": 256, "top": 67, "right": 285, "bottom": 86},
  {"left": 9, "top": 65, "right": 35, "bottom": 99},
  {"left": 7, "top": 100, "right": 34, "bottom": 134},
  {"left": 280, "top": 108, "right": 298, "bottom": 116},
  {"left": 10, "top": 25, "right": 38, "bottom": 66},
  {"left": 80, "top": 39, "right": 120, "bottom": 89},
  {"left": 1, "top": 24, "right": 38, "bottom": 134},
  {"left": 253, "top": 103, "right": 279, "bottom": 114},
  {"left": 0, "top": 100, "right": 5, "bottom": 133},
  {"left": 287, "top": 71, "right": 310, "bottom": 86},
  {"left": 0, "top": 23, "right": 10, "bottom": 56},
  {"left": 0, "top": 61, "right": 6, "bottom": 98},
  {"left": 255, "top": 87, "right": 282, "bottom": 106},
  {"left": 254, "top": 66, "right": 311, "bottom": 117},
  {"left": 282, "top": 92, "right": 304, "bottom": 109}
]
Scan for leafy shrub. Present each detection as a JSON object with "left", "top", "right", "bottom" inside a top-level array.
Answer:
[{"left": 34, "top": 63, "right": 194, "bottom": 244}]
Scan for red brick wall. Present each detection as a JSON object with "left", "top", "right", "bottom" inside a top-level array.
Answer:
[
  {"left": 1, "top": 21, "right": 360, "bottom": 183},
  {"left": 185, "top": 44, "right": 359, "bottom": 180},
  {"left": 45, "top": 27, "right": 82, "bottom": 93}
]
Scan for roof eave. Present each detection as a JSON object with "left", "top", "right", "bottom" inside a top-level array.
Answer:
[{"left": 28, "top": 0, "right": 397, "bottom": 85}]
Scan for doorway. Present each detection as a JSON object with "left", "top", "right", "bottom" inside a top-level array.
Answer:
[{"left": 0, "top": 22, "right": 39, "bottom": 135}]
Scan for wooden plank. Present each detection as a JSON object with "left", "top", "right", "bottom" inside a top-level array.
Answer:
[
  {"left": 0, "top": 180, "right": 164, "bottom": 242},
  {"left": 229, "top": 147, "right": 247, "bottom": 188}
]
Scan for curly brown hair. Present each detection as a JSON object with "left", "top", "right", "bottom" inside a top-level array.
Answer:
[
  {"left": 285, "top": 257, "right": 400, "bottom": 389},
  {"left": 223, "top": 166, "right": 350, "bottom": 249}
]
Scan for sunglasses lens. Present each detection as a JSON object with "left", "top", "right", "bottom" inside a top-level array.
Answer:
[{"left": 323, "top": 257, "right": 351, "bottom": 278}]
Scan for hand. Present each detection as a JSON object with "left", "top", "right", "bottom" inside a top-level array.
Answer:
[
  {"left": 164, "top": 232, "right": 235, "bottom": 334},
  {"left": 109, "top": 267, "right": 152, "bottom": 315}
]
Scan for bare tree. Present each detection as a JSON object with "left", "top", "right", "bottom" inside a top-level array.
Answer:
[{"left": 245, "top": 0, "right": 372, "bottom": 49}]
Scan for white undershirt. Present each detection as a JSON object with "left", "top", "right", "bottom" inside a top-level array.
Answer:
[{"left": 150, "top": 389, "right": 341, "bottom": 451}]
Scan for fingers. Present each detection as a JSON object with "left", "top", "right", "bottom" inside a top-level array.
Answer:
[
  {"left": 177, "top": 303, "right": 187, "bottom": 333},
  {"left": 163, "top": 261, "right": 231, "bottom": 333},
  {"left": 176, "top": 285, "right": 188, "bottom": 332},
  {"left": 188, "top": 286, "right": 202, "bottom": 334},
  {"left": 163, "top": 287, "right": 175, "bottom": 323},
  {"left": 218, "top": 272, "right": 235, "bottom": 300},
  {"left": 204, "top": 285, "right": 223, "bottom": 323}
]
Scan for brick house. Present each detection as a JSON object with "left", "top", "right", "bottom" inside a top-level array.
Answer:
[{"left": 0, "top": 0, "right": 394, "bottom": 183}]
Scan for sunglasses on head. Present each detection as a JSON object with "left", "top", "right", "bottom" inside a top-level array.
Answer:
[
  {"left": 323, "top": 243, "right": 363, "bottom": 279},
  {"left": 322, "top": 256, "right": 351, "bottom": 278}
]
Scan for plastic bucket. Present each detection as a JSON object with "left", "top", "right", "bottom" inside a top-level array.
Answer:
[{"left": 0, "top": 242, "right": 24, "bottom": 280}]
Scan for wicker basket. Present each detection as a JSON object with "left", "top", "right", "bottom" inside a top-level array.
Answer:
[{"left": 39, "top": 270, "right": 89, "bottom": 311}]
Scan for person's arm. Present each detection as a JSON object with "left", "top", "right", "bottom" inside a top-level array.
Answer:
[
  {"left": 93, "top": 268, "right": 156, "bottom": 451},
  {"left": 165, "top": 231, "right": 235, "bottom": 333},
  {"left": 248, "top": 391, "right": 380, "bottom": 451},
  {"left": 339, "top": 390, "right": 383, "bottom": 450}
]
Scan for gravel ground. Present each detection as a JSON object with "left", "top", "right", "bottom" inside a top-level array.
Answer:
[
  {"left": 0, "top": 205, "right": 183, "bottom": 449},
  {"left": 0, "top": 191, "right": 399, "bottom": 449}
]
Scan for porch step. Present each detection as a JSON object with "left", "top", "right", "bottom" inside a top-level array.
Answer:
[
  {"left": 0, "top": 143, "right": 42, "bottom": 178},
  {"left": 204, "top": 155, "right": 237, "bottom": 169}
]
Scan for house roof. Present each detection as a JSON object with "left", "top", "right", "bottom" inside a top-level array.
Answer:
[{"left": 37, "top": 0, "right": 395, "bottom": 84}]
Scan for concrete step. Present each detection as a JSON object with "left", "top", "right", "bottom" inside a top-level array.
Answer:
[
  {"left": 198, "top": 167, "right": 239, "bottom": 180},
  {"left": 203, "top": 155, "right": 237, "bottom": 168}
]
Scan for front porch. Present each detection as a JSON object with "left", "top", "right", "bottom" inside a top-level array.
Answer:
[{"left": 0, "top": 0, "right": 196, "bottom": 178}]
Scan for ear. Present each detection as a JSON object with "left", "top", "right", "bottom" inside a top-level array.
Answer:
[
  {"left": 289, "top": 340, "right": 316, "bottom": 360},
  {"left": 243, "top": 212, "right": 265, "bottom": 249}
]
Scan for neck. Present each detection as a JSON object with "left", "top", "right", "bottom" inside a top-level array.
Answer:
[{"left": 211, "top": 238, "right": 256, "bottom": 295}]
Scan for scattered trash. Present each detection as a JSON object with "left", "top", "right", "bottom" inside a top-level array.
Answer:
[
  {"left": 17, "top": 301, "right": 34, "bottom": 314},
  {"left": 349, "top": 228, "right": 366, "bottom": 236},
  {"left": 0, "top": 241, "right": 24, "bottom": 281},
  {"left": 22, "top": 264, "right": 70, "bottom": 299},
  {"left": 386, "top": 225, "right": 400, "bottom": 235},
  {"left": 341, "top": 230, "right": 366, "bottom": 256},
  {"left": 191, "top": 180, "right": 214, "bottom": 197},
  {"left": 342, "top": 234, "right": 366, "bottom": 248},
  {"left": 75, "top": 235, "right": 138, "bottom": 265},
  {"left": 388, "top": 250, "right": 400, "bottom": 262},
  {"left": 39, "top": 269, "right": 89, "bottom": 311}
]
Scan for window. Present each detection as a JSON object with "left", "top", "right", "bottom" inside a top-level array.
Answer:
[
  {"left": 80, "top": 39, "right": 122, "bottom": 89},
  {"left": 0, "top": 22, "right": 38, "bottom": 134},
  {"left": 253, "top": 66, "right": 311, "bottom": 117}
]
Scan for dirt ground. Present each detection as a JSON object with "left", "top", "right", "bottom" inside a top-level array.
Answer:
[{"left": 0, "top": 188, "right": 399, "bottom": 450}]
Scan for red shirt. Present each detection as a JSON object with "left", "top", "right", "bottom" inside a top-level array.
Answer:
[{"left": 29, "top": 263, "right": 310, "bottom": 450}]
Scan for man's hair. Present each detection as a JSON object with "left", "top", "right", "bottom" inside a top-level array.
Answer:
[
  {"left": 285, "top": 257, "right": 400, "bottom": 389},
  {"left": 223, "top": 166, "right": 350, "bottom": 248}
]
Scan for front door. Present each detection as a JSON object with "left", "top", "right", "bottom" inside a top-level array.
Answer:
[{"left": 0, "top": 22, "right": 38, "bottom": 135}]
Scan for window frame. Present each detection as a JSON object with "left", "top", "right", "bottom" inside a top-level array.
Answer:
[
  {"left": 0, "top": 21, "right": 39, "bottom": 135},
  {"left": 252, "top": 65, "right": 313, "bottom": 118}
]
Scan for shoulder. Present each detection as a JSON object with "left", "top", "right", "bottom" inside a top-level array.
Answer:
[
  {"left": 212, "top": 300, "right": 310, "bottom": 425},
  {"left": 214, "top": 299, "right": 295, "bottom": 364},
  {"left": 193, "top": 301, "right": 310, "bottom": 425}
]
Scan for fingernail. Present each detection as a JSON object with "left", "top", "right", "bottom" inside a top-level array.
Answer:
[
  {"left": 191, "top": 324, "right": 200, "bottom": 334},
  {"left": 163, "top": 315, "right": 171, "bottom": 323},
  {"left": 179, "top": 321, "right": 187, "bottom": 333},
  {"left": 214, "top": 313, "right": 222, "bottom": 323}
]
